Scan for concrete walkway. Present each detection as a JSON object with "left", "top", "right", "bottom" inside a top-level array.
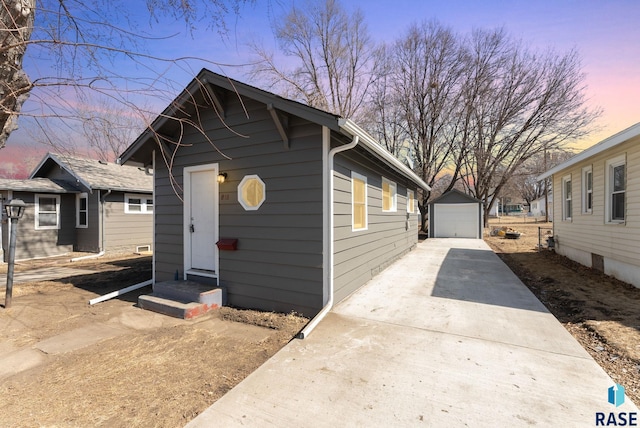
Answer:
[
  {"left": 187, "top": 239, "right": 638, "bottom": 427},
  {"left": 6, "top": 266, "right": 98, "bottom": 284}
]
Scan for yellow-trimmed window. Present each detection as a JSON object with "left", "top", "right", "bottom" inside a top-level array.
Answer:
[
  {"left": 352, "top": 172, "right": 367, "bottom": 231},
  {"left": 407, "top": 189, "right": 415, "bottom": 213},
  {"left": 382, "top": 177, "right": 397, "bottom": 212}
]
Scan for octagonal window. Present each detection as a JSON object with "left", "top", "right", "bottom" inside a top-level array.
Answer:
[{"left": 238, "top": 175, "right": 266, "bottom": 211}]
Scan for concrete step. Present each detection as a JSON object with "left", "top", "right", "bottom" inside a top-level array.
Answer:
[
  {"left": 138, "top": 280, "right": 224, "bottom": 320},
  {"left": 153, "top": 280, "right": 221, "bottom": 306},
  {"left": 138, "top": 294, "right": 218, "bottom": 320}
]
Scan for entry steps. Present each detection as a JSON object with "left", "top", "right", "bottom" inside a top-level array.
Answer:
[{"left": 138, "top": 280, "right": 223, "bottom": 320}]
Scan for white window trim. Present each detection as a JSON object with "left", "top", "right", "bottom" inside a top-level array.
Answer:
[
  {"left": 381, "top": 177, "right": 397, "bottom": 212},
  {"left": 605, "top": 154, "right": 626, "bottom": 224},
  {"left": 125, "top": 193, "right": 153, "bottom": 214},
  {"left": 582, "top": 165, "right": 593, "bottom": 214},
  {"left": 351, "top": 171, "right": 368, "bottom": 231},
  {"left": 35, "top": 194, "right": 61, "bottom": 230},
  {"left": 561, "top": 174, "right": 572, "bottom": 221},
  {"left": 76, "top": 192, "right": 89, "bottom": 228},
  {"left": 407, "top": 189, "right": 415, "bottom": 214}
]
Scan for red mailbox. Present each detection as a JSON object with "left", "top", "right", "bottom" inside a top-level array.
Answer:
[{"left": 216, "top": 238, "right": 238, "bottom": 251}]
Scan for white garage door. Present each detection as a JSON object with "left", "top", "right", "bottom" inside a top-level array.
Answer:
[{"left": 433, "top": 203, "right": 479, "bottom": 238}]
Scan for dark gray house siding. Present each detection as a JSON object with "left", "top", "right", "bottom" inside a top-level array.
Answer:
[
  {"left": 152, "top": 96, "right": 325, "bottom": 316},
  {"left": 103, "top": 192, "right": 153, "bottom": 252},
  {"left": 3, "top": 191, "right": 75, "bottom": 260},
  {"left": 332, "top": 150, "right": 419, "bottom": 302},
  {"left": 74, "top": 192, "right": 100, "bottom": 252}
]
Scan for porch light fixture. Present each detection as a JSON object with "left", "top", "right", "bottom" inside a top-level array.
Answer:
[
  {"left": 4, "top": 199, "right": 26, "bottom": 309},
  {"left": 217, "top": 172, "right": 228, "bottom": 184}
]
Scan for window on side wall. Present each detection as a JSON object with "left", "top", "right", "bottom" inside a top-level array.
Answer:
[
  {"left": 407, "top": 189, "right": 415, "bottom": 213},
  {"left": 352, "top": 172, "right": 367, "bottom": 231},
  {"left": 35, "top": 194, "right": 60, "bottom": 230},
  {"left": 125, "top": 194, "right": 153, "bottom": 214},
  {"left": 606, "top": 155, "right": 626, "bottom": 223},
  {"left": 561, "top": 175, "right": 572, "bottom": 221},
  {"left": 76, "top": 193, "right": 88, "bottom": 228},
  {"left": 582, "top": 166, "right": 593, "bottom": 214},
  {"left": 382, "top": 177, "right": 397, "bottom": 212}
]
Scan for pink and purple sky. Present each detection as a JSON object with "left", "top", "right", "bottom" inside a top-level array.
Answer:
[{"left": 1, "top": 0, "right": 638, "bottom": 177}]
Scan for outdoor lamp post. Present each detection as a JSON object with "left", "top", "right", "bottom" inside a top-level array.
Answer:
[{"left": 4, "top": 199, "right": 25, "bottom": 309}]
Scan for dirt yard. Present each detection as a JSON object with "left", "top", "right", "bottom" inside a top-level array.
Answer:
[
  {"left": 485, "top": 216, "right": 640, "bottom": 405},
  {"left": 0, "top": 254, "right": 307, "bottom": 428}
]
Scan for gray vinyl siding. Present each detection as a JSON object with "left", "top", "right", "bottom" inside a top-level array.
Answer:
[
  {"left": 8, "top": 192, "right": 75, "bottom": 260},
  {"left": 103, "top": 192, "right": 153, "bottom": 252},
  {"left": 153, "top": 95, "right": 324, "bottom": 316},
  {"left": 332, "top": 150, "right": 420, "bottom": 303},
  {"left": 74, "top": 192, "right": 100, "bottom": 252}
]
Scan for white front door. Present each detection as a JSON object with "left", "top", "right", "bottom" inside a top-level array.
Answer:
[{"left": 184, "top": 164, "right": 219, "bottom": 274}]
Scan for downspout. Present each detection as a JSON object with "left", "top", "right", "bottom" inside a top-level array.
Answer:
[
  {"left": 298, "top": 132, "right": 360, "bottom": 339},
  {"left": 71, "top": 189, "right": 110, "bottom": 262}
]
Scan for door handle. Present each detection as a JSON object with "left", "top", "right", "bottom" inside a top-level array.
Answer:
[{"left": 190, "top": 224, "right": 195, "bottom": 233}]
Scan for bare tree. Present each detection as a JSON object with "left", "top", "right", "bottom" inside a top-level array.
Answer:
[
  {"left": 0, "top": 0, "right": 253, "bottom": 150},
  {"left": 1, "top": 0, "right": 35, "bottom": 147},
  {"left": 509, "top": 149, "right": 574, "bottom": 206},
  {"left": 249, "top": 0, "right": 380, "bottom": 122},
  {"left": 376, "top": 21, "right": 471, "bottom": 230},
  {"left": 458, "top": 28, "right": 601, "bottom": 224},
  {"left": 365, "top": 45, "right": 406, "bottom": 156}
]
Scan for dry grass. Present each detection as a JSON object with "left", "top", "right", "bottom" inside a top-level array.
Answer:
[{"left": 0, "top": 255, "right": 308, "bottom": 427}]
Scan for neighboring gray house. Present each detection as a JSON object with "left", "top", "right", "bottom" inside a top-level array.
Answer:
[
  {"left": 0, "top": 153, "right": 153, "bottom": 261},
  {"left": 120, "top": 69, "right": 430, "bottom": 318}
]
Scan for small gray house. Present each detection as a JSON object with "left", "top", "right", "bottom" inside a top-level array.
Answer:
[
  {"left": 0, "top": 153, "right": 153, "bottom": 261},
  {"left": 120, "top": 69, "right": 430, "bottom": 318}
]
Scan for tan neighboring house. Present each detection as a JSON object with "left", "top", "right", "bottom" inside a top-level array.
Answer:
[
  {"left": 1, "top": 153, "right": 153, "bottom": 261},
  {"left": 538, "top": 122, "right": 640, "bottom": 287}
]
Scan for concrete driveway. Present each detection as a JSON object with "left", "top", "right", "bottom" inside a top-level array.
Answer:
[{"left": 187, "top": 239, "right": 638, "bottom": 427}]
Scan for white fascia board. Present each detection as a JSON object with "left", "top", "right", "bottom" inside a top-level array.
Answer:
[
  {"left": 338, "top": 119, "right": 431, "bottom": 191},
  {"left": 537, "top": 122, "right": 640, "bottom": 181}
]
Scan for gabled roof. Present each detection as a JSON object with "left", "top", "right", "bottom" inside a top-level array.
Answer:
[
  {"left": 120, "top": 68, "right": 430, "bottom": 191},
  {"left": 538, "top": 122, "right": 640, "bottom": 181},
  {"left": 0, "top": 177, "right": 79, "bottom": 193},
  {"left": 429, "top": 189, "right": 482, "bottom": 205},
  {"left": 30, "top": 153, "right": 152, "bottom": 193}
]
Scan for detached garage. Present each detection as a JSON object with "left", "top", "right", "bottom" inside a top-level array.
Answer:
[{"left": 429, "top": 190, "right": 483, "bottom": 239}]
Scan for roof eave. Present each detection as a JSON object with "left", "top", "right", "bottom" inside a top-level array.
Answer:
[
  {"left": 537, "top": 122, "right": 640, "bottom": 181},
  {"left": 30, "top": 153, "right": 94, "bottom": 191},
  {"left": 121, "top": 69, "right": 343, "bottom": 166},
  {"left": 338, "top": 119, "right": 431, "bottom": 191}
]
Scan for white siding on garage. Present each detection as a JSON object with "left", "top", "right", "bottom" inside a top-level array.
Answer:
[{"left": 433, "top": 203, "right": 480, "bottom": 238}]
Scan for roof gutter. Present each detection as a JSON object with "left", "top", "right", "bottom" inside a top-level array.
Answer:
[
  {"left": 537, "top": 122, "right": 640, "bottom": 181},
  {"left": 338, "top": 119, "right": 431, "bottom": 191},
  {"left": 298, "top": 130, "right": 360, "bottom": 339},
  {"left": 299, "top": 119, "right": 430, "bottom": 339}
]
